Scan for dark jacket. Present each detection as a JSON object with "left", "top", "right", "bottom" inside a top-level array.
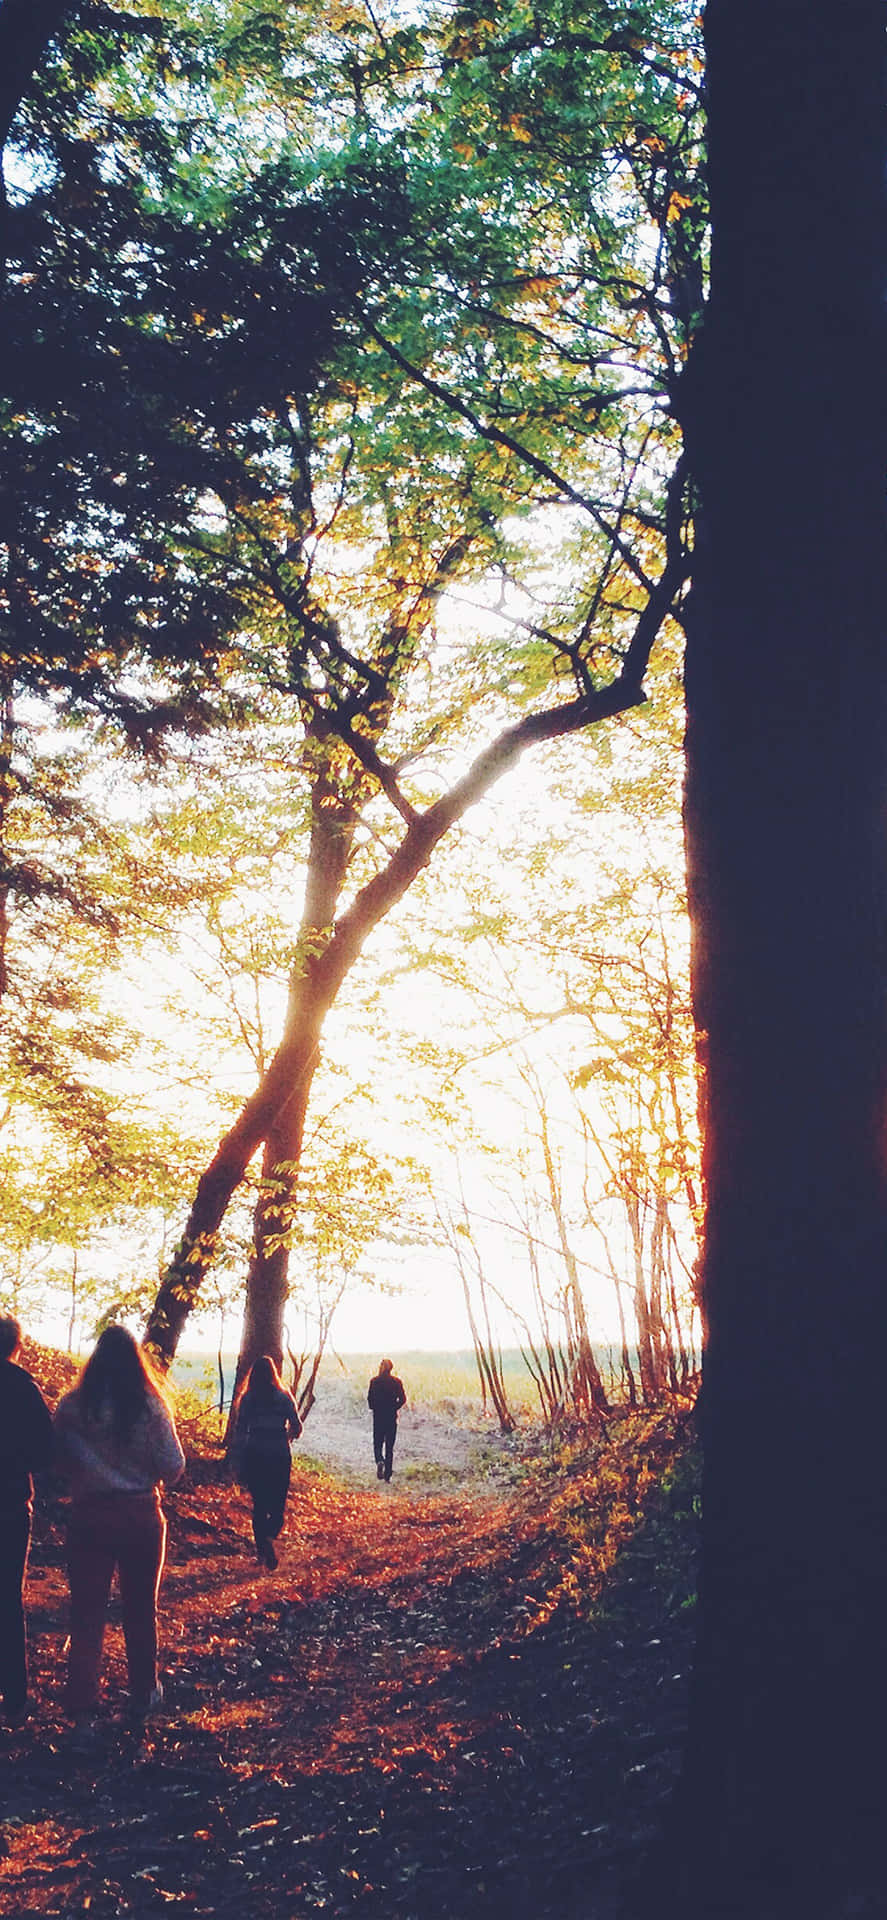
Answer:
[
  {"left": 234, "top": 1384, "right": 301, "bottom": 1465},
  {"left": 367, "top": 1373, "right": 406, "bottom": 1426},
  {"left": 0, "top": 1359, "right": 53, "bottom": 1508}
]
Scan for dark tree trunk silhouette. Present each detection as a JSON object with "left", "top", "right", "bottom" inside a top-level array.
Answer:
[
  {"left": 669, "top": 1, "right": 887, "bottom": 1912},
  {"left": 0, "top": 0, "right": 76, "bottom": 152}
]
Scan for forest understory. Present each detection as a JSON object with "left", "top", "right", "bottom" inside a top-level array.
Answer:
[{"left": 0, "top": 1349, "right": 699, "bottom": 1919}]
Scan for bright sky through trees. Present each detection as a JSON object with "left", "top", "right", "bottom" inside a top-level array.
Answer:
[
  {"left": 0, "top": 0, "right": 702, "bottom": 1396},
  {"left": 8, "top": 657, "right": 696, "bottom": 1365}
]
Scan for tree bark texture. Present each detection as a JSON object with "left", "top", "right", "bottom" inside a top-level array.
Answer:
[{"left": 672, "top": 2, "right": 887, "bottom": 1911}]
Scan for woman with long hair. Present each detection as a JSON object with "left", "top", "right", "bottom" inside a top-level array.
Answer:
[
  {"left": 53, "top": 1325, "right": 184, "bottom": 1741},
  {"left": 231, "top": 1355, "right": 301, "bottom": 1569}
]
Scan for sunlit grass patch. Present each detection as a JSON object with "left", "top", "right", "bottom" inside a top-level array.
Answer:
[
  {"left": 400, "top": 1460, "right": 465, "bottom": 1488},
  {"left": 178, "top": 1699, "right": 273, "bottom": 1731},
  {"left": 291, "top": 1453, "right": 350, "bottom": 1486}
]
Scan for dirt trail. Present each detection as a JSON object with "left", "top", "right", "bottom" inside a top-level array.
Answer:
[
  {"left": 290, "top": 1368, "right": 503, "bottom": 1488},
  {"left": 0, "top": 1396, "right": 694, "bottom": 1920}
]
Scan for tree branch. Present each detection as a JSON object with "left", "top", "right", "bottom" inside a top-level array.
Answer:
[
  {"left": 354, "top": 304, "right": 659, "bottom": 593},
  {"left": 321, "top": 490, "right": 689, "bottom": 994}
]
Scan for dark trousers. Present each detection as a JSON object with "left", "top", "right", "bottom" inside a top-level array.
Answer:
[
  {"left": 373, "top": 1417, "right": 397, "bottom": 1479},
  {"left": 65, "top": 1491, "right": 166, "bottom": 1715},
  {"left": 0, "top": 1505, "right": 31, "bottom": 1711},
  {"left": 245, "top": 1457, "right": 290, "bottom": 1547}
]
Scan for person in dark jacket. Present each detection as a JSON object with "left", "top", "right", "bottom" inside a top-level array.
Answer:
[
  {"left": 367, "top": 1359, "right": 406, "bottom": 1483},
  {"left": 0, "top": 1316, "right": 53, "bottom": 1723},
  {"left": 231, "top": 1356, "right": 301, "bottom": 1569}
]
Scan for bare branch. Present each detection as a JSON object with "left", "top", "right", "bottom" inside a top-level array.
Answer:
[{"left": 355, "top": 304, "right": 660, "bottom": 594}]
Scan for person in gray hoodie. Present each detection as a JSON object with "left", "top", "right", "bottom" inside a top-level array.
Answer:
[{"left": 53, "top": 1325, "right": 184, "bottom": 1738}]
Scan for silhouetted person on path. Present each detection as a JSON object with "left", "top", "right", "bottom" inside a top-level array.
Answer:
[
  {"left": 53, "top": 1326, "right": 184, "bottom": 1745},
  {"left": 367, "top": 1358, "right": 406, "bottom": 1482},
  {"left": 0, "top": 1316, "right": 52, "bottom": 1724},
  {"left": 231, "top": 1355, "right": 301, "bottom": 1569}
]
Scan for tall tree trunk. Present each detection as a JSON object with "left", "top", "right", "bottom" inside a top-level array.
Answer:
[
  {"left": 146, "top": 749, "right": 354, "bottom": 1367},
  {"left": 234, "top": 765, "right": 355, "bottom": 1386},
  {"left": 669, "top": 2, "right": 887, "bottom": 1911},
  {"left": 143, "top": 1025, "right": 319, "bottom": 1361},
  {"left": 237, "top": 1098, "right": 313, "bottom": 1380},
  {"left": 626, "top": 1187, "right": 654, "bottom": 1399},
  {"left": 538, "top": 1101, "right": 610, "bottom": 1415},
  {"left": 648, "top": 1188, "right": 669, "bottom": 1391},
  {"left": 66, "top": 1250, "right": 77, "bottom": 1354}
]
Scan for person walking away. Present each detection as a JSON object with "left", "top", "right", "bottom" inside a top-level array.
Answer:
[
  {"left": 231, "top": 1355, "right": 301, "bottom": 1569},
  {"left": 0, "top": 1317, "right": 53, "bottom": 1724},
  {"left": 53, "top": 1325, "right": 184, "bottom": 1744},
  {"left": 367, "top": 1359, "right": 406, "bottom": 1483}
]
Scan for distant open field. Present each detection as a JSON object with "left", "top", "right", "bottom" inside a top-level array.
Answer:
[
  {"left": 170, "top": 1348, "right": 541, "bottom": 1487},
  {"left": 171, "top": 1344, "right": 633, "bottom": 1421}
]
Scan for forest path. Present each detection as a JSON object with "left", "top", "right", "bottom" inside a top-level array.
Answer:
[
  {"left": 282, "top": 1362, "right": 503, "bottom": 1488},
  {"left": 0, "top": 1407, "right": 695, "bottom": 1920}
]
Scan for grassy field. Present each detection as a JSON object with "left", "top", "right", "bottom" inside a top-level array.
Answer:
[{"left": 171, "top": 1344, "right": 633, "bottom": 1422}]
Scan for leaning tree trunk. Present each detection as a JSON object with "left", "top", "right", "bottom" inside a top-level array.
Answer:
[
  {"left": 145, "top": 750, "right": 356, "bottom": 1368},
  {"left": 667, "top": 2, "right": 887, "bottom": 1913},
  {"left": 229, "top": 1069, "right": 318, "bottom": 1398},
  {"left": 143, "top": 1025, "right": 320, "bottom": 1363},
  {"left": 230, "top": 765, "right": 357, "bottom": 1392}
]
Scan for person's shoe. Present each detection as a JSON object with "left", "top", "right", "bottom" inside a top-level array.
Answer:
[
  {"left": 376, "top": 1462, "right": 385, "bottom": 1479},
  {"left": 263, "top": 1541, "right": 278, "bottom": 1570},
  {"left": 384, "top": 1469, "right": 392, "bottom": 1482}
]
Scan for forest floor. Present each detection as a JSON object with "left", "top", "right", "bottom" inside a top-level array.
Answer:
[{"left": 0, "top": 1347, "right": 700, "bottom": 1920}]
